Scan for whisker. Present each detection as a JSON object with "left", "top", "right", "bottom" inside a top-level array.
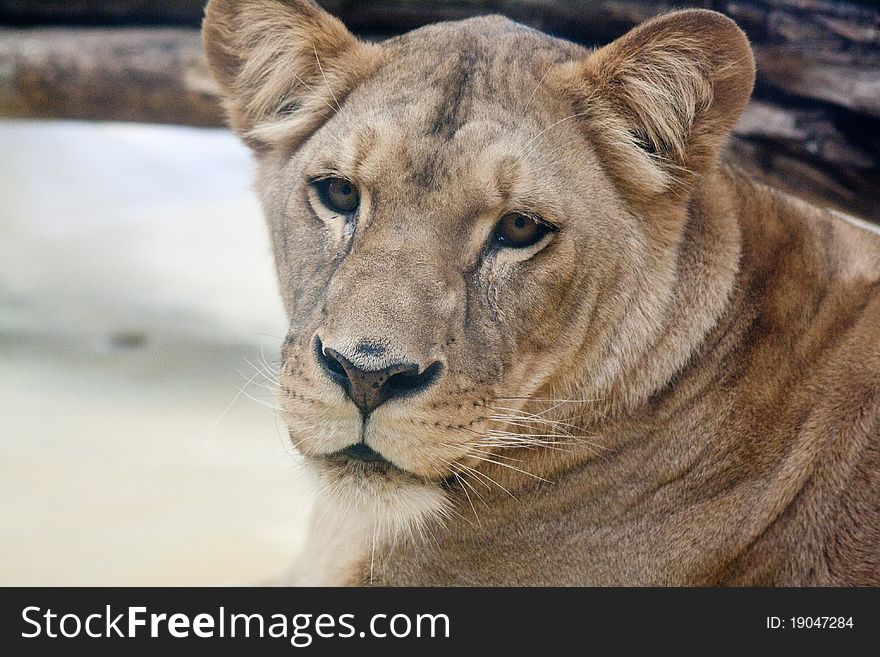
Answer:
[
  {"left": 520, "top": 111, "right": 590, "bottom": 154},
  {"left": 456, "top": 461, "right": 518, "bottom": 501},
  {"left": 464, "top": 451, "right": 553, "bottom": 484},
  {"left": 238, "top": 387, "right": 284, "bottom": 414},
  {"left": 522, "top": 62, "right": 555, "bottom": 116},
  {"left": 483, "top": 428, "right": 606, "bottom": 452},
  {"left": 314, "top": 45, "right": 342, "bottom": 112},
  {"left": 488, "top": 417, "right": 574, "bottom": 435},
  {"left": 457, "top": 472, "right": 489, "bottom": 509},
  {"left": 200, "top": 362, "right": 275, "bottom": 446},
  {"left": 456, "top": 425, "right": 593, "bottom": 453},
  {"left": 289, "top": 70, "right": 340, "bottom": 116},
  {"left": 369, "top": 521, "right": 378, "bottom": 585},
  {"left": 490, "top": 395, "right": 608, "bottom": 403},
  {"left": 490, "top": 404, "right": 577, "bottom": 422},
  {"left": 456, "top": 475, "right": 485, "bottom": 526},
  {"left": 479, "top": 439, "right": 601, "bottom": 458}
]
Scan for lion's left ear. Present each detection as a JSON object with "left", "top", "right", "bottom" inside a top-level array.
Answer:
[{"left": 550, "top": 9, "right": 755, "bottom": 206}]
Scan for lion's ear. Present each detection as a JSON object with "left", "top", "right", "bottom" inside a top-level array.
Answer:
[
  {"left": 202, "top": 0, "right": 381, "bottom": 150},
  {"left": 550, "top": 10, "right": 755, "bottom": 206}
]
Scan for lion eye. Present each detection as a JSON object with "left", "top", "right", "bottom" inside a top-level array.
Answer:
[
  {"left": 315, "top": 177, "right": 359, "bottom": 214},
  {"left": 493, "top": 213, "right": 550, "bottom": 249}
]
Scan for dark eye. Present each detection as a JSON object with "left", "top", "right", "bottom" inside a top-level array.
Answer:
[
  {"left": 314, "top": 177, "right": 359, "bottom": 214},
  {"left": 493, "top": 213, "right": 551, "bottom": 249}
]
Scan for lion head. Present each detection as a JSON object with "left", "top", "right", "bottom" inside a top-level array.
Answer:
[{"left": 203, "top": 1, "right": 755, "bottom": 550}]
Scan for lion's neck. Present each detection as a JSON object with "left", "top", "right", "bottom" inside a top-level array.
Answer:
[
  {"left": 374, "top": 170, "right": 880, "bottom": 585},
  {"left": 610, "top": 166, "right": 746, "bottom": 414}
]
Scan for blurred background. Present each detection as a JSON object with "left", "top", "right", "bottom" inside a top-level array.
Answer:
[
  {"left": 1, "top": 1, "right": 878, "bottom": 585},
  {"left": 0, "top": 121, "right": 308, "bottom": 585}
]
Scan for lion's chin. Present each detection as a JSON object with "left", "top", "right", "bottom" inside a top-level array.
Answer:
[
  {"left": 309, "top": 447, "right": 438, "bottom": 491},
  {"left": 301, "top": 453, "right": 449, "bottom": 543},
  {"left": 286, "top": 455, "right": 450, "bottom": 585},
  {"left": 305, "top": 432, "right": 454, "bottom": 481}
]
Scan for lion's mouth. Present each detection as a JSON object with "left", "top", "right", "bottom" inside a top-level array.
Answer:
[
  {"left": 340, "top": 442, "right": 387, "bottom": 463},
  {"left": 322, "top": 442, "right": 400, "bottom": 474}
]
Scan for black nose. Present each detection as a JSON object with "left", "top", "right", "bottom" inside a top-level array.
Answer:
[{"left": 315, "top": 338, "right": 442, "bottom": 415}]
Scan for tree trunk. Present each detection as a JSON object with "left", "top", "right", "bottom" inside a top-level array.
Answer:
[
  {"left": 0, "top": 28, "right": 222, "bottom": 126},
  {"left": 0, "top": 1, "right": 207, "bottom": 26}
]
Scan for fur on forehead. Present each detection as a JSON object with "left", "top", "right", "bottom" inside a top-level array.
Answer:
[
  {"left": 304, "top": 117, "right": 576, "bottom": 225},
  {"left": 203, "top": 3, "right": 582, "bottom": 154}
]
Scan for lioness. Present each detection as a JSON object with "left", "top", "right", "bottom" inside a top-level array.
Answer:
[{"left": 203, "top": 0, "right": 880, "bottom": 585}]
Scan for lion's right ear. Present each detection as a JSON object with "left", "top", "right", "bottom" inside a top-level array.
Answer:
[{"left": 202, "top": 0, "right": 381, "bottom": 150}]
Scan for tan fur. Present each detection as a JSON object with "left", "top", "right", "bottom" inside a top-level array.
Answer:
[{"left": 203, "top": 2, "right": 880, "bottom": 585}]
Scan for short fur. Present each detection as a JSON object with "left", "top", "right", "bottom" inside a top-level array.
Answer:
[{"left": 203, "top": 1, "right": 880, "bottom": 585}]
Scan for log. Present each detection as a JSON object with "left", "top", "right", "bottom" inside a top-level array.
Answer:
[
  {"left": 320, "top": 1, "right": 880, "bottom": 119},
  {"left": 0, "top": 28, "right": 222, "bottom": 126},
  {"left": 731, "top": 100, "right": 880, "bottom": 221},
  {"left": 0, "top": 1, "right": 207, "bottom": 26},
  {"left": 3, "top": 1, "right": 879, "bottom": 118}
]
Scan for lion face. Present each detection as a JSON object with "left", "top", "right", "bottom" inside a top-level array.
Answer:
[
  {"left": 255, "top": 23, "right": 642, "bottom": 484},
  {"left": 204, "top": 1, "right": 754, "bottom": 529}
]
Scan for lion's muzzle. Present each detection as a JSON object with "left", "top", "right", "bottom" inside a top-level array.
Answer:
[{"left": 313, "top": 335, "right": 444, "bottom": 416}]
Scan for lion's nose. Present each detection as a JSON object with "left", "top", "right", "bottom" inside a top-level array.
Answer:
[{"left": 314, "top": 337, "right": 443, "bottom": 415}]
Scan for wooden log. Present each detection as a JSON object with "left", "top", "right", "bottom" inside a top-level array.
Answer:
[
  {"left": 3, "top": 1, "right": 878, "bottom": 120},
  {"left": 0, "top": 1, "right": 207, "bottom": 26},
  {"left": 727, "top": 141, "right": 880, "bottom": 223},
  {"left": 735, "top": 99, "right": 875, "bottom": 170},
  {"left": 0, "top": 28, "right": 222, "bottom": 126},
  {"left": 731, "top": 99, "right": 880, "bottom": 221},
  {"left": 319, "top": 1, "right": 880, "bottom": 119}
]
